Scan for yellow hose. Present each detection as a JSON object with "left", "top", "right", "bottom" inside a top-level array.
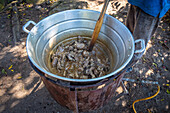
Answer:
[{"left": 132, "top": 84, "right": 160, "bottom": 113}]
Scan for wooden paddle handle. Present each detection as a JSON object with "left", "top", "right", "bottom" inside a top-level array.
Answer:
[{"left": 88, "top": 0, "right": 110, "bottom": 51}]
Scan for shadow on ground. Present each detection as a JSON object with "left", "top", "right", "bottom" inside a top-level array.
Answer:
[{"left": 0, "top": 0, "right": 169, "bottom": 113}]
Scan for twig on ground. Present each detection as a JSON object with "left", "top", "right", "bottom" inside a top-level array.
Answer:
[
  {"left": 0, "top": 1, "right": 18, "bottom": 14},
  {"left": 11, "top": 3, "right": 20, "bottom": 44}
]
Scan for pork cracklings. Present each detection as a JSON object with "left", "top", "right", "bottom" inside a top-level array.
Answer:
[{"left": 50, "top": 36, "right": 111, "bottom": 79}]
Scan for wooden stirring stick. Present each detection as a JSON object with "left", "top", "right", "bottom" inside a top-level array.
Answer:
[{"left": 88, "top": 0, "right": 110, "bottom": 51}]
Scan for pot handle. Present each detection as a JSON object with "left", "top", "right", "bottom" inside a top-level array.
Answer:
[
  {"left": 134, "top": 39, "right": 145, "bottom": 54},
  {"left": 23, "top": 21, "right": 36, "bottom": 33}
]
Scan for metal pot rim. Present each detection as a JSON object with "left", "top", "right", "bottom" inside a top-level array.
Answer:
[{"left": 26, "top": 9, "right": 135, "bottom": 82}]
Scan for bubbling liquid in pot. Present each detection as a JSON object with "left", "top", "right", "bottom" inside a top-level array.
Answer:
[{"left": 47, "top": 36, "right": 111, "bottom": 79}]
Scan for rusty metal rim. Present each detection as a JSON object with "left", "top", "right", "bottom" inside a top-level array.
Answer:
[{"left": 29, "top": 57, "right": 131, "bottom": 89}]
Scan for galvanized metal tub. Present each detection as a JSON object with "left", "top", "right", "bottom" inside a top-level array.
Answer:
[{"left": 23, "top": 9, "right": 145, "bottom": 112}]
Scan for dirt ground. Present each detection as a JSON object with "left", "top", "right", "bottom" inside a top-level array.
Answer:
[{"left": 0, "top": 0, "right": 169, "bottom": 113}]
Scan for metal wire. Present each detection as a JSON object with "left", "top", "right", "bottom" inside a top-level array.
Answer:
[
  {"left": 75, "top": 88, "right": 79, "bottom": 113},
  {"left": 122, "top": 78, "right": 158, "bottom": 85}
]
